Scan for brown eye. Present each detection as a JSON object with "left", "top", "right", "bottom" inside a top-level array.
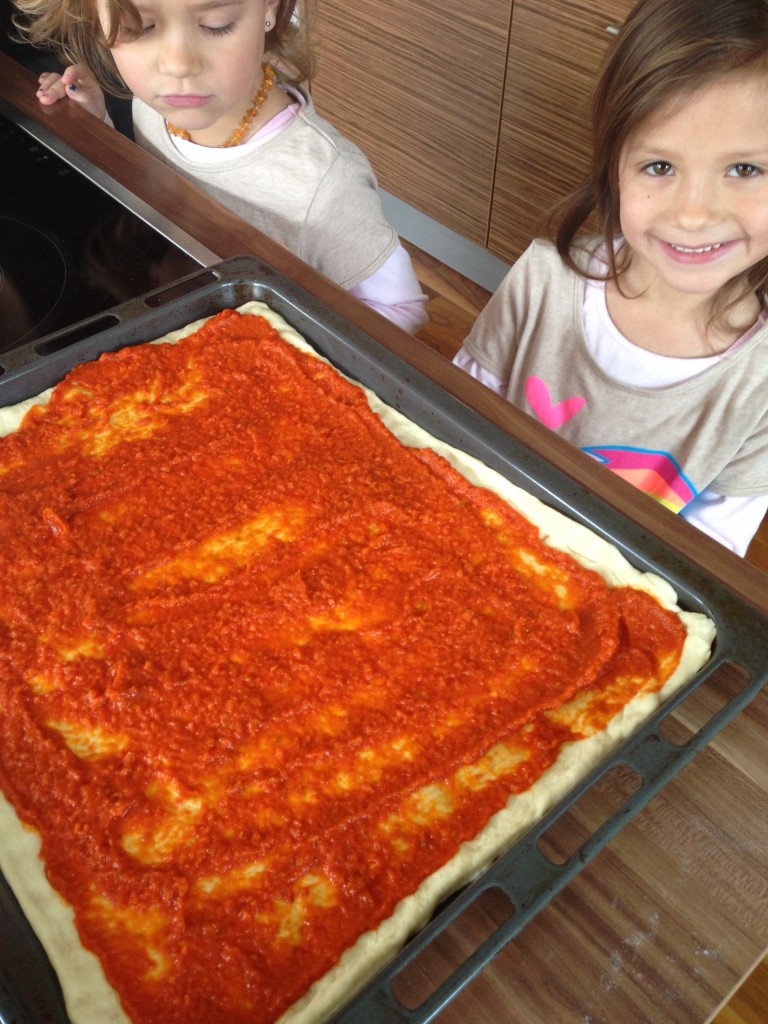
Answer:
[
  {"left": 644, "top": 161, "right": 673, "bottom": 177},
  {"left": 729, "top": 163, "right": 761, "bottom": 178}
]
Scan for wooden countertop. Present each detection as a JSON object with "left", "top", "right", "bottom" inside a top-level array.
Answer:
[{"left": 2, "top": 51, "right": 767, "bottom": 1024}]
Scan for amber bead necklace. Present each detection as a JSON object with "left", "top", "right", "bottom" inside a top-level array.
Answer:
[{"left": 166, "top": 64, "right": 275, "bottom": 147}]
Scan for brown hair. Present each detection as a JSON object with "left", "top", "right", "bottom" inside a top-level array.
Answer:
[
  {"left": 548, "top": 0, "right": 768, "bottom": 313},
  {"left": 12, "top": 0, "right": 315, "bottom": 96}
]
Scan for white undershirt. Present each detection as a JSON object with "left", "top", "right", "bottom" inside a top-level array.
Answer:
[
  {"left": 583, "top": 273, "right": 766, "bottom": 387},
  {"left": 167, "top": 102, "right": 298, "bottom": 160}
]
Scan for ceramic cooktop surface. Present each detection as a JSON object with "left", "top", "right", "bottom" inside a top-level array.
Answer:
[{"left": 0, "top": 111, "right": 201, "bottom": 351}]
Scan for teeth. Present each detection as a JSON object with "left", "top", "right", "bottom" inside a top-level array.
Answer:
[{"left": 670, "top": 242, "right": 723, "bottom": 254}]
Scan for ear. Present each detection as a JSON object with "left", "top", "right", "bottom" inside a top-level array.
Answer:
[{"left": 264, "top": 0, "right": 281, "bottom": 30}]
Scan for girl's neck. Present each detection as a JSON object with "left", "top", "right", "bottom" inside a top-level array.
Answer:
[
  {"left": 173, "top": 73, "right": 291, "bottom": 149},
  {"left": 605, "top": 250, "right": 762, "bottom": 359}
]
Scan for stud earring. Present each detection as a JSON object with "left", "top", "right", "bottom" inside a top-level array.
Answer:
[{"left": 265, "top": 19, "right": 272, "bottom": 29}]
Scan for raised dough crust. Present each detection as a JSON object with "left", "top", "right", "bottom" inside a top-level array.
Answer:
[{"left": 0, "top": 302, "right": 715, "bottom": 1024}]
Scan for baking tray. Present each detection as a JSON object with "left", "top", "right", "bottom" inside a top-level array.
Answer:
[{"left": 0, "top": 255, "right": 766, "bottom": 1024}]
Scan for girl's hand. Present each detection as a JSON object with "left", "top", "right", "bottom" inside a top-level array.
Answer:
[{"left": 36, "top": 65, "right": 107, "bottom": 121}]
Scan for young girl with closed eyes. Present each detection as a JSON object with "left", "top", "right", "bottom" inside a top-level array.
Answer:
[
  {"left": 13, "top": 0, "right": 428, "bottom": 334},
  {"left": 455, "top": 0, "right": 768, "bottom": 555}
]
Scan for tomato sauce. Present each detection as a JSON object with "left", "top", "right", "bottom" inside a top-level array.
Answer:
[{"left": 0, "top": 311, "right": 686, "bottom": 1023}]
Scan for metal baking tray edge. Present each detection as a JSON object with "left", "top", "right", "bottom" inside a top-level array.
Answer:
[{"left": 0, "top": 255, "right": 765, "bottom": 1024}]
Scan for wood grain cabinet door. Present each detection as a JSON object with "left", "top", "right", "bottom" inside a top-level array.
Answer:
[
  {"left": 311, "top": 0, "right": 511, "bottom": 248},
  {"left": 488, "top": 0, "right": 634, "bottom": 264}
]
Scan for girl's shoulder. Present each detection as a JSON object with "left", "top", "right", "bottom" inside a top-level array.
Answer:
[
  {"left": 521, "top": 236, "right": 608, "bottom": 272},
  {"left": 504, "top": 237, "right": 601, "bottom": 293},
  {"left": 481, "top": 238, "right": 587, "bottom": 336},
  {"left": 287, "top": 87, "right": 355, "bottom": 144}
]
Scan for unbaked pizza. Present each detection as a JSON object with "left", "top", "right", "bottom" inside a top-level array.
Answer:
[{"left": 0, "top": 303, "right": 714, "bottom": 1024}]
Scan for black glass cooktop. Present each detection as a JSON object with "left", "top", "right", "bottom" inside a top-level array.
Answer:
[{"left": 0, "top": 111, "right": 202, "bottom": 352}]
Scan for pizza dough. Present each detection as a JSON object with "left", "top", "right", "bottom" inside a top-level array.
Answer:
[{"left": 0, "top": 302, "right": 714, "bottom": 1024}]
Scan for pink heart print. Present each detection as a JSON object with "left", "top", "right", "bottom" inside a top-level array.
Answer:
[{"left": 525, "top": 377, "right": 585, "bottom": 429}]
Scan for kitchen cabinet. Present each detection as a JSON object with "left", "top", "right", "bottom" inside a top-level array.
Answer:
[
  {"left": 312, "top": 0, "right": 633, "bottom": 264},
  {"left": 489, "top": 0, "right": 635, "bottom": 262},
  {"left": 310, "top": 0, "right": 512, "bottom": 248}
]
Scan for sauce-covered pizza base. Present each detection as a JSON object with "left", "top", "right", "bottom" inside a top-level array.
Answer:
[{"left": 0, "top": 303, "right": 714, "bottom": 1024}]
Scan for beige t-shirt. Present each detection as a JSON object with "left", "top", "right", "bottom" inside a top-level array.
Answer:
[
  {"left": 133, "top": 87, "right": 398, "bottom": 290},
  {"left": 463, "top": 239, "right": 768, "bottom": 502}
]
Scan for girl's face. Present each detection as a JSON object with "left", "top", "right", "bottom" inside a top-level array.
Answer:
[
  {"left": 100, "top": 0, "right": 282, "bottom": 145},
  {"left": 617, "top": 69, "right": 768, "bottom": 305}
]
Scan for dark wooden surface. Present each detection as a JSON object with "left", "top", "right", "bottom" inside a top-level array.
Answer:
[{"left": 1, "top": 51, "right": 767, "bottom": 1024}]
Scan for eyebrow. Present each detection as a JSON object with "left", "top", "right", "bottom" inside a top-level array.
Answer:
[{"left": 625, "top": 134, "right": 768, "bottom": 157}]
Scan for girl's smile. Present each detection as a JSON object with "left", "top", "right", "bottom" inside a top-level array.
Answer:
[{"left": 658, "top": 238, "right": 739, "bottom": 265}]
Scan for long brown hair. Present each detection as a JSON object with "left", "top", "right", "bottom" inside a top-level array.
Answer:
[
  {"left": 13, "top": 0, "right": 315, "bottom": 96},
  {"left": 549, "top": 0, "right": 768, "bottom": 311}
]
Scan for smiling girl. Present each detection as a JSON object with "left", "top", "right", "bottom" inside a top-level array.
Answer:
[
  {"left": 454, "top": 0, "right": 768, "bottom": 555},
  {"left": 13, "top": 0, "right": 428, "bottom": 333}
]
